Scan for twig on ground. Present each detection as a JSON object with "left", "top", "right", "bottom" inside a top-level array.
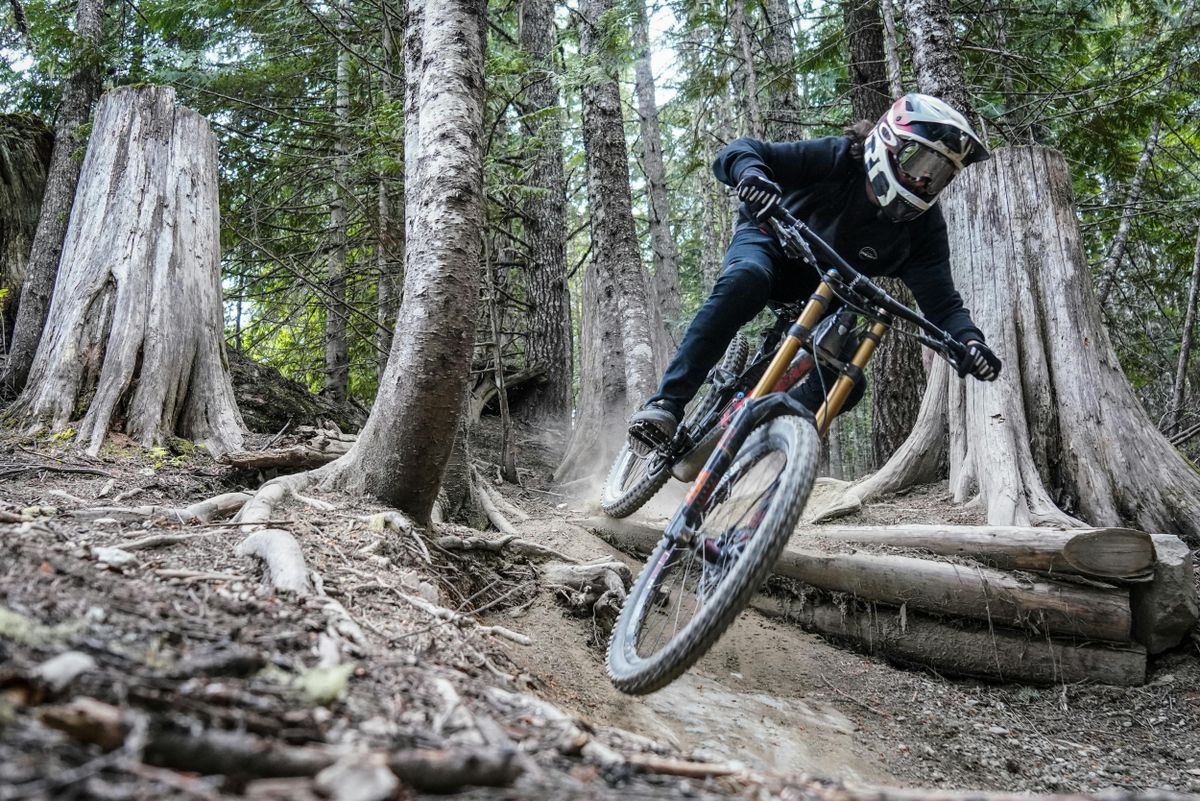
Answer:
[
  {"left": 819, "top": 673, "right": 893, "bottom": 718},
  {"left": 392, "top": 589, "right": 532, "bottom": 646},
  {"left": 154, "top": 569, "right": 245, "bottom": 582}
]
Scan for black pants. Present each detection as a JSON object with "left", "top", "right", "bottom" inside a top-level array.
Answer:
[{"left": 648, "top": 227, "right": 866, "bottom": 417}]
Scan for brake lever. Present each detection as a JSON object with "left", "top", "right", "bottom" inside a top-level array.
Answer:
[{"left": 767, "top": 216, "right": 818, "bottom": 267}]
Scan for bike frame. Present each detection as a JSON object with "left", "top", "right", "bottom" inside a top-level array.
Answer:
[{"left": 666, "top": 209, "right": 968, "bottom": 545}]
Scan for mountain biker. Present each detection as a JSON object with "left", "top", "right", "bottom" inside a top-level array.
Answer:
[{"left": 627, "top": 93, "right": 1002, "bottom": 452}]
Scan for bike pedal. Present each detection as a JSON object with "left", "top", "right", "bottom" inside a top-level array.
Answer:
[{"left": 628, "top": 420, "right": 671, "bottom": 456}]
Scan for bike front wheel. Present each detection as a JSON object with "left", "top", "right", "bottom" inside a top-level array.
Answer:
[{"left": 607, "top": 414, "right": 820, "bottom": 695}]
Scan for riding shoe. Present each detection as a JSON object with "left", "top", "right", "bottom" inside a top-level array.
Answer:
[{"left": 627, "top": 401, "right": 680, "bottom": 455}]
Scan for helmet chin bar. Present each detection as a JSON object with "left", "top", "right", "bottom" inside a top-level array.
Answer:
[{"left": 864, "top": 128, "right": 932, "bottom": 222}]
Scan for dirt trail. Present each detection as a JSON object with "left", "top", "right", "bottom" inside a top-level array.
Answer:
[
  {"left": 483, "top": 423, "right": 1200, "bottom": 795},
  {"left": 488, "top": 509, "right": 889, "bottom": 784}
]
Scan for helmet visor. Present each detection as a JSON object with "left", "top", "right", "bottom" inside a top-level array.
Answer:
[{"left": 895, "top": 142, "right": 957, "bottom": 198}]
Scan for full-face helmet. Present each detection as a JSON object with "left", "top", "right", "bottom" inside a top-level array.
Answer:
[{"left": 863, "top": 93, "right": 990, "bottom": 222}]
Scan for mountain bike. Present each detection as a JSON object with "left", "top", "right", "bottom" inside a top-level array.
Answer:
[{"left": 605, "top": 207, "right": 972, "bottom": 695}]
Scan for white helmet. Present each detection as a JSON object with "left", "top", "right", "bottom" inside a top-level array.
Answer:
[{"left": 863, "top": 93, "right": 990, "bottom": 222}]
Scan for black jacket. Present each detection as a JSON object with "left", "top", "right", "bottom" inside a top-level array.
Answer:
[{"left": 713, "top": 135, "right": 985, "bottom": 344}]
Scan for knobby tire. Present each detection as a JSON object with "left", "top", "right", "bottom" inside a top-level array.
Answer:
[
  {"left": 606, "top": 415, "right": 820, "bottom": 695},
  {"left": 600, "top": 335, "right": 750, "bottom": 519}
]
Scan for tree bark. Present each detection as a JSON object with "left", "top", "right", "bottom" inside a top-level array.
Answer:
[
  {"left": 802, "top": 523, "right": 1156, "bottom": 581},
  {"left": 879, "top": 0, "right": 904, "bottom": 98},
  {"left": 904, "top": 0, "right": 974, "bottom": 123},
  {"left": 324, "top": 0, "right": 352, "bottom": 403},
  {"left": 843, "top": 0, "right": 891, "bottom": 123},
  {"left": 1169, "top": 224, "right": 1200, "bottom": 433},
  {"left": 730, "top": 0, "right": 764, "bottom": 139},
  {"left": 762, "top": 0, "right": 804, "bottom": 140},
  {"left": 580, "top": 514, "right": 1135, "bottom": 642},
  {"left": 318, "top": 0, "right": 486, "bottom": 523},
  {"left": 3, "top": 85, "right": 245, "bottom": 457},
  {"left": 632, "top": 0, "right": 682, "bottom": 357},
  {"left": 517, "top": 0, "right": 572, "bottom": 421},
  {"left": 376, "top": 2, "right": 403, "bottom": 380},
  {"left": 572, "top": 0, "right": 658, "bottom": 428},
  {"left": 825, "top": 148, "right": 1200, "bottom": 545},
  {"left": 555, "top": 250, "right": 627, "bottom": 483},
  {"left": 0, "top": 114, "right": 53, "bottom": 345},
  {"left": 843, "top": 0, "right": 925, "bottom": 467},
  {"left": 1, "top": 0, "right": 104, "bottom": 399},
  {"left": 755, "top": 595, "right": 1147, "bottom": 687}
]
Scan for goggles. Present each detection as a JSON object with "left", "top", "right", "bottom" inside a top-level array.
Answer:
[{"left": 895, "top": 141, "right": 957, "bottom": 198}]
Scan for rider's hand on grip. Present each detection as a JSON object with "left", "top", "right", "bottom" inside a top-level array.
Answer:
[
  {"left": 958, "top": 340, "right": 1001, "bottom": 381},
  {"left": 736, "top": 171, "right": 783, "bottom": 221}
]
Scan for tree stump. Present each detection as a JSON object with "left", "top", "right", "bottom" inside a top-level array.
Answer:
[
  {"left": 4, "top": 86, "right": 244, "bottom": 457},
  {"left": 0, "top": 114, "right": 53, "bottom": 340},
  {"left": 826, "top": 147, "right": 1200, "bottom": 543}
]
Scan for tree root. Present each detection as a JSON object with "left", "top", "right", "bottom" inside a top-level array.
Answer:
[
  {"left": 71, "top": 492, "right": 252, "bottom": 524},
  {"left": 435, "top": 531, "right": 576, "bottom": 563},
  {"left": 391, "top": 589, "right": 532, "bottom": 646},
  {"left": 542, "top": 560, "right": 631, "bottom": 618}
]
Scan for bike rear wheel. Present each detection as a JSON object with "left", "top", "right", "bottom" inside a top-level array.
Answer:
[
  {"left": 600, "top": 335, "right": 749, "bottom": 519},
  {"left": 606, "top": 414, "right": 820, "bottom": 695}
]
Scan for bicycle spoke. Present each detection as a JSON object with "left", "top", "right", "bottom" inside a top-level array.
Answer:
[{"left": 631, "top": 446, "right": 788, "bottom": 661}]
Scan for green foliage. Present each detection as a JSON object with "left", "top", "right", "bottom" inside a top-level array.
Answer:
[{"left": 0, "top": 0, "right": 1195, "bottom": 448}]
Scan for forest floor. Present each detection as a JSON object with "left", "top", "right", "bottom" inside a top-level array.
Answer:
[{"left": 1, "top": 420, "right": 1199, "bottom": 800}]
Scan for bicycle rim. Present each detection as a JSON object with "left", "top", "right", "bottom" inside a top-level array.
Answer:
[
  {"left": 601, "top": 444, "right": 670, "bottom": 518},
  {"left": 607, "top": 415, "right": 820, "bottom": 694}
]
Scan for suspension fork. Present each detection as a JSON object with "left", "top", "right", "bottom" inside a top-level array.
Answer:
[
  {"left": 814, "top": 316, "right": 891, "bottom": 437},
  {"left": 662, "top": 278, "right": 836, "bottom": 546}
]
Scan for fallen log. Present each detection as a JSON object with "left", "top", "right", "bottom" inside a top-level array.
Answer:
[
  {"left": 580, "top": 516, "right": 1132, "bottom": 642},
  {"left": 1130, "top": 533, "right": 1199, "bottom": 653},
  {"left": 221, "top": 440, "right": 351, "bottom": 472},
  {"left": 469, "top": 365, "right": 546, "bottom": 422},
  {"left": 754, "top": 594, "right": 1147, "bottom": 686},
  {"left": 801, "top": 524, "right": 1155, "bottom": 581}
]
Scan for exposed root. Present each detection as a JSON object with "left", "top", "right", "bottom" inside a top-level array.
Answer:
[
  {"left": 542, "top": 560, "right": 631, "bottom": 618},
  {"left": 435, "top": 531, "right": 577, "bottom": 563},
  {"left": 236, "top": 529, "right": 312, "bottom": 594},
  {"left": 471, "top": 464, "right": 529, "bottom": 521},
  {"left": 70, "top": 492, "right": 252, "bottom": 524},
  {"left": 393, "top": 590, "right": 532, "bottom": 646}
]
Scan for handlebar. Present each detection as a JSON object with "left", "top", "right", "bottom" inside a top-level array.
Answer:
[{"left": 759, "top": 206, "right": 970, "bottom": 369}]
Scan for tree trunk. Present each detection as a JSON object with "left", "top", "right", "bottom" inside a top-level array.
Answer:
[
  {"left": 376, "top": 4, "right": 403, "bottom": 380},
  {"left": 730, "top": 0, "right": 764, "bottom": 139},
  {"left": 324, "top": 0, "right": 352, "bottom": 403},
  {"left": 0, "top": 114, "right": 53, "bottom": 346},
  {"left": 904, "top": 0, "right": 974, "bottom": 123},
  {"left": 762, "top": 0, "right": 804, "bottom": 140},
  {"left": 318, "top": 0, "right": 486, "bottom": 523},
  {"left": 3, "top": 86, "right": 244, "bottom": 457},
  {"left": 879, "top": 0, "right": 903, "bottom": 98},
  {"left": 1169, "top": 224, "right": 1200, "bottom": 433},
  {"left": 516, "top": 0, "right": 572, "bottom": 421},
  {"left": 555, "top": 256, "right": 627, "bottom": 484},
  {"left": 843, "top": 0, "right": 926, "bottom": 467},
  {"left": 804, "top": 524, "right": 1156, "bottom": 581},
  {"left": 579, "top": 0, "right": 658, "bottom": 404},
  {"left": 632, "top": 0, "right": 682, "bottom": 358},
  {"left": 827, "top": 148, "right": 1200, "bottom": 545},
  {"left": 1, "top": 0, "right": 104, "bottom": 399},
  {"left": 843, "top": 0, "right": 891, "bottom": 123}
]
